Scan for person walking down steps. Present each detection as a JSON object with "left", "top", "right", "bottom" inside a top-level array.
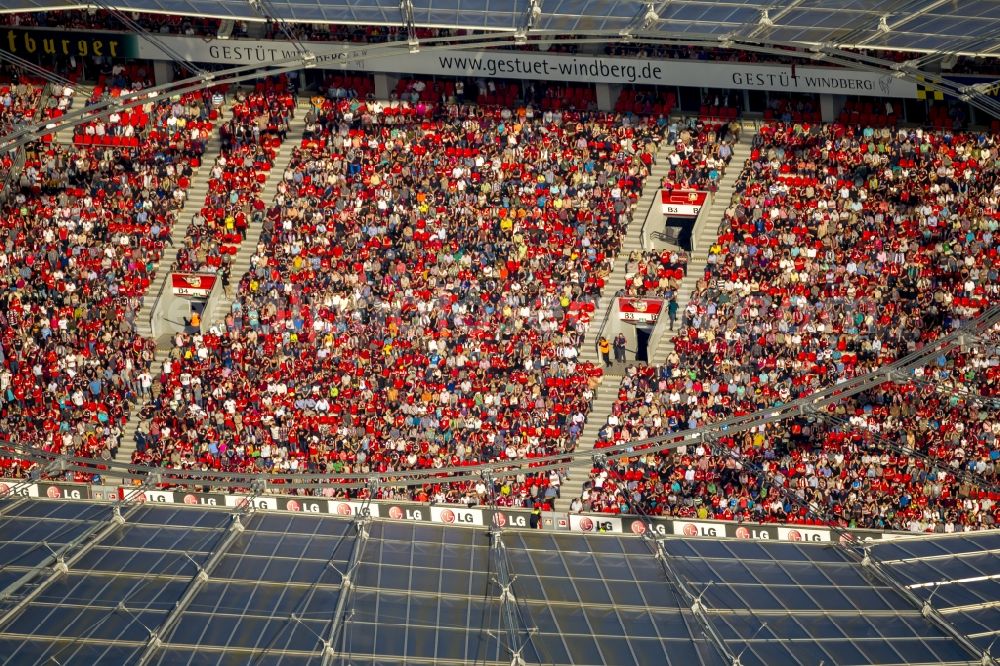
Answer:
[
  {"left": 613, "top": 332, "right": 627, "bottom": 364},
  {"left": 599, "top": 336, "right": 612, "bottom": 368}
]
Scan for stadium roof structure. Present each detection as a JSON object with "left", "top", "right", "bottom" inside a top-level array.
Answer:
[
  {"left": 2, "top": 0, "right": 1000, "bottom": 57},
  {"left": 0, "top": 498, "right": 997, "bottom": 666}
]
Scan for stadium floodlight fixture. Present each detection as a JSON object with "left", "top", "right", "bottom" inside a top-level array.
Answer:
[
  {"left": 759, "top": 9, "right": 773, "bottom": 27},
  {"left": 877, "top": 16, "right": 890, "bottom": 34},
  {"left": 530, "top": 0, "right": 542, "bottom": 22}
]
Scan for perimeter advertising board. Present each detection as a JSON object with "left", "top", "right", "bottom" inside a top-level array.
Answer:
[{"left": 11, "top": 480, "right": 897, "bottom": 541}]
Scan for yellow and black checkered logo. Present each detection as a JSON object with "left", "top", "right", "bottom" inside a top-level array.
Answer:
[{"left": 916, "top": 77, "right": 944, "bottom": 101}]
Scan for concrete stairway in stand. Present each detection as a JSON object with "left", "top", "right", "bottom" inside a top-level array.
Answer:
[
  {"left": 553, "top": 380, "right": 616, "bottom": 513},
  {"left": 577, "top": 139, "right": 677, "bottom": 368},
  {"left": 134, "top": 131, "right": 223, "bottom": 341},
  {"left": 108, "top": 126, "right": 224, "bottom": 487},
  {"left": 111, "top": 99, "right": 308, "bottom": 486},
  {"left": 51, "top": 84, "right": 96, "bottom": 147},
  {"left": 552, "top": 137, "right": 675, "bottom": 513},
  {"left": 204, "top": 97, "right": 310, "bottom": 328},
  {"left": 554, "top": 125, "right": 756, "bottom": 512},
  {"left": 649, "top": 130, "right": 754, "bottom": 365}
]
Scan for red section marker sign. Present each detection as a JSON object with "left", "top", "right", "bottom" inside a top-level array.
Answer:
[
  {"left": 171, "top": 273, "right": 216, "bottom": 297},
  {"left": 661, "top": 189, "right": 707, "bottom": 217}
]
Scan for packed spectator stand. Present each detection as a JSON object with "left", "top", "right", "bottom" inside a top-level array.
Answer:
[
  {"left": 171, "top": 83, "right": 294, "bottom": 275},
  {"left": 131, "top": 84, "right": 663, "bottom": 508},
  {"left": 0, "top": 15, "right": 997, "bottom": 538},
  {"left": 581, "top": 121, "right": 1000, "bottom": 532},
  {"left": 0, "top": 68, "right": 213, "bottom": 483},
  {"left": 622, "top": 249, "right": 688, "bottom": 299},
  {"left": 662, "top": 118, "right": 739, "bottom": 193}
]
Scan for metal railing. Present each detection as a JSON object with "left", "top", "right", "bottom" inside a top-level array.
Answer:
[
  {"left": 145, "top": 271, "right": 171, "bottom": 339},
  {"left": 638, "top": 187, "right": 662, "bottom": 250},
  {"left": 592, "top": 290, "right": 622, "bottom": 357}
]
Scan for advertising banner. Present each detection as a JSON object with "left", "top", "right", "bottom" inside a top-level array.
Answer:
[
  {"left": 171, "top": 273, "right": 216, "bottom": 297},
  {"left": 1, "top": 27, "right": 139, "bottom": 59},
  {"left": 224, "top": 494, "right": 279, "bottom": 511},
  {"left": 672, "top": 519, "right": 726, "bottom": 538},
  {"left": 0, "top": 481, "right": 38, "bottom": 498},
  {"left": 618, "top": 297, "right": 663, "bottom": 323},
  {"left": 329, "top": 499, "right": 381, "bottom": 518},
  {"left": 488, "top": 509, "right": 533, "bottom": 529},
  {"left": 662, "top": 189, "right": 707, "bottom": 217},
  {"left": 119, "top": 33, "right": 917, "bottom": 99},
  {"left": 384, "top": 502, "right": 431, "bottom": 522},
  {"left": 430, "top": 505, "right": 485, "bottom": 526},
  {"left": 37, "top": 483, "right": 90, "bottom": 500},
  {"left": 778, "top": 526, "right": 832, "bottom": 542},
  {"left": 568, "top": 513, "right": 622, "bottom": 533},
  {"left": 277, "top": 496, "right": 329, "bottom": 513}
]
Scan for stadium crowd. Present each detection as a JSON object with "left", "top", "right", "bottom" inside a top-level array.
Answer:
[
  {"left": 661, "top": 118, "right": 739, "bottom": 193},
  {"left": 132, "top": 90, "right": 663, "bottom": 507},
  {"left": 172, "top": 83, "right": 295, "bottom": 275},
  {"left": 582, "top": 122, "right": 1000, "bottom": 532},
  {"left": 622, "top": 249, "right": 688, "bottom": 299},
  {"left": 0, "top": 81, "right": 212, "bottom": 481}
]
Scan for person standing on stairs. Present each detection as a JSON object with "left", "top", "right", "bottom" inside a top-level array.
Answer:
[
  {"left": 613, "top": 333, "right": 627, "bottom": 364},
  {"left": 668, "top": 297, "right": 679, "bottom": 330},
  {"left": 599, "top": 336, "right": 612, "bottom": 368}
]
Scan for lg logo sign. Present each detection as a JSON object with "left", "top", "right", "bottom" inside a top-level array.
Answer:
[
  {"left": 183, "top": 494, "right": 217, "bottom": 506},
  {"left": 682, "top": 523, "right": 719, "bottom": 537},
  {"left": 0, "top": 483, "right": 30, "bottom": 497},
  {"left": 388, "top": 506, "right": 423, "bottom": 521},
  {"left": 630, "top": 521, "right": 668, "bottom": 536},
  {"left": 437, "top": 508, "right": 479, "bottom": 524},
  {"left": 284, "top": 500, "right": 322, "bottom": 513},
  {"left": 734, "top": 526, "right": 771, "bottom": 540},
  {"left": 492, "top": 513, "right": 527, "bottom": 528},
  {"left": 578, "top": 517, "right": 616, "bottom": 532},
  {"left": 334, "top": 503, "right": 372, "bottom": 517}
]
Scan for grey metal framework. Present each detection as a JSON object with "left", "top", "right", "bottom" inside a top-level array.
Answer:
[
  {"left": 2, "top": 0, "right": 1000, "bottom": 56},
  {"left": 0, "top": 498, "right": 996, "bottom": 666}
]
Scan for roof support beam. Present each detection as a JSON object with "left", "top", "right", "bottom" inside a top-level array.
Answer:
[
  {"left": 135, "top": 511, "right": 248, "bottom": 666},
  {"left": 852, "top": 548, "right": 996, "bottom": 664},
  {"left": 319, "top": 513, "right": 371, "bottom": 666},
  {"left": 515, "top": 0, "right": 542, "bottom": 44},
  {"left": 619, "top": 1, "right": 667, "bottom": 39},
  {"left": 400, "top": 0, "right": 419, "bottom": 52},
  {"left": 645, "top": 535, "right": 736, "bottom": 665},
  {"left": 486, "top": 527, "right": 539, "bottom": 666}
]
